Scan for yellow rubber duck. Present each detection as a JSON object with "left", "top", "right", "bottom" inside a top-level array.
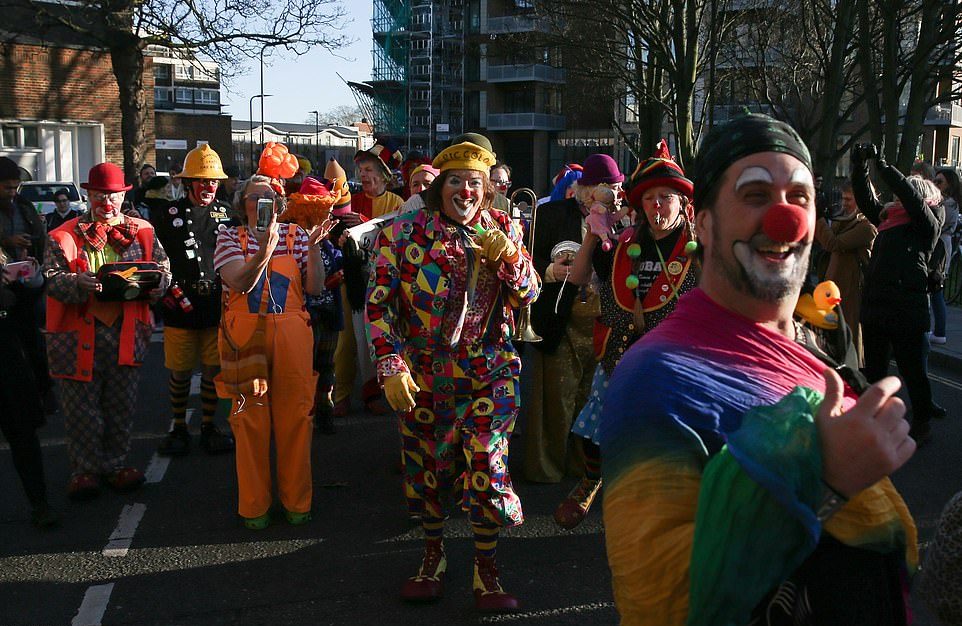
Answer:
[{"left": 795, "top": 280, "right": 842, "bottom": 329}]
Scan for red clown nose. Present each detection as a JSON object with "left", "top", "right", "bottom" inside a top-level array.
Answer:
[
  {"left": 459, "top": 189, "right": 472, "bottom": 199},
  {"left": 762, "top": 202, "right": 808, "bottom": 243}
]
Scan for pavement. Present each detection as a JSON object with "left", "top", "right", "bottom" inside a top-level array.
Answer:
[
  {"left": 928, "top": 302, "right": 962, "bottom": 370},
  {"left": 0, "top": 316, "right": 960, "bottom": 625}
]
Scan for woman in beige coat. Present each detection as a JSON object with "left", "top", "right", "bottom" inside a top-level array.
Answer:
[{"left": 814, "top": 181, "right": 877, "bottom": 361}]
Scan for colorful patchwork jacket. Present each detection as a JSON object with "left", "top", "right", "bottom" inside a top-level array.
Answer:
[{"left": 366, "top": 207, "right": 540, "bottom": 380}]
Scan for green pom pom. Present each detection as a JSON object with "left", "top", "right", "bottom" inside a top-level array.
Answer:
[
  {"left": 625, "top": 274, "right": 639, "bottom": 289},
  {"left": 627, "top": 243, "right": 642, "bottom": 258},
  {"left": 684, "top": 240, "right": 698, "bottom": 254}
]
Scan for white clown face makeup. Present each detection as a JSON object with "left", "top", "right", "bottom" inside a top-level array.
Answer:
[
  {"left": 697, "top": 152, "right": 815, "bottom": 304},
  {"left": 440, "top": 169, "right": 486, "bottom": 223}
]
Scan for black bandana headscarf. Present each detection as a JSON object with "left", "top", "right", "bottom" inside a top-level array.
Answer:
[{"left": 692, "top": 113, "right": 812, "bottom": 211}]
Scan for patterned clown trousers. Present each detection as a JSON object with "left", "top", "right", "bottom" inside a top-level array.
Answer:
[
  {"left": 58, "top": 321, "right": 140, "bottom": 477},
  {"left": 400, "top": 347, "right": 523, "bottom": 528}
]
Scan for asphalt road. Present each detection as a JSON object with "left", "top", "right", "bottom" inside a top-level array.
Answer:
[{"left": 1, "top": 336, "right": 960, "bottom": 626}]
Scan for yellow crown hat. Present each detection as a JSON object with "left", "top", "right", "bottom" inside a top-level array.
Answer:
[{"left": 432, "top": 142, "right": 496, "bottom": 174}]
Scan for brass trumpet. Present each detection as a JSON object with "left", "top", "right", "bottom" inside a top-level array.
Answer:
[{"left": 510, "top": 188, "right": 542, "bottom": 343}]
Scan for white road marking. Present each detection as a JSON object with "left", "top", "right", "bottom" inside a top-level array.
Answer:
[
  {"left": 930, "top": 371, "right": 962, "bottom": 391},
  {"left": 2, "top": 540, "right": 324, "bottom": 583},
  {"left": 890, "top": 360, "right": 962, "bottom": 391},
  {"left": 102, "top": 503, "right": 147, "bottom": 558},
  {"left": 479, "top": 601, "right": 615, "bottom": 622},
  {"left": 71, "top": 583, "right": 114, "bottom": 626}
]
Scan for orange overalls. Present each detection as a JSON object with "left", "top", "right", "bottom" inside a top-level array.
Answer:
[{"left": 219, "top": 227, "right": 316, "bottom": 519}]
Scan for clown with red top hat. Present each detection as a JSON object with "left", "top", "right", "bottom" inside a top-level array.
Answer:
[{"left": 44, "top": 162, "right": 172, "bottom": 500}]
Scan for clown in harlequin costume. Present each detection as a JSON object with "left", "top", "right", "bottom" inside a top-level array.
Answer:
[
  {"left": 600, "top": 114, "right": 918, "bottom": 625},
  {"left": 44, "top": 163, "right": 171, "bottom": 499},
  {"left": 366, "top": 141, "right": 540, "bottom": 611},
  {"left": 153, "top": 144, "right": 236, "bottom": 457},
  {"left": 553, "top": 140, "right": 698, "bottom": 530}
]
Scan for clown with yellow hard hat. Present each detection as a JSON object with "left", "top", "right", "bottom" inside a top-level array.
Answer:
[{"left": 154, "top": 142, "right": 236, "bottom": 458}]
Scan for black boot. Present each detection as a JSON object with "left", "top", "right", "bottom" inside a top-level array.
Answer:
[
  {"left": 199, "top": 422, "right": 235, "bottom": 455},
  {"left": 157, "top": 423, "right": 190, "bottom": 457}
]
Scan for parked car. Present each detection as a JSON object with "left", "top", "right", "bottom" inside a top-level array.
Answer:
[{"left": 17, "top": 181, "right": 87, "bottom": 215}]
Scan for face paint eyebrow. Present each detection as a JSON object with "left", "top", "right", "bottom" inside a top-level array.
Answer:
[
  {"left": 734, "top": 166, "right": 773, "bottom": 191},
  {"left": 789, "top": 168, "right": 814, "bottom": 186}
]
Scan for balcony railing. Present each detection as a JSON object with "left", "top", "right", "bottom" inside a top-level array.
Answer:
[
  {"left": 925, "top": 103, "right": 962, "bottom": 127},
  {"left": 486, "top": 113, "right": 565, "bottom": 131},
  {"left": 484, "top": 15, "right": 545, "bottom": 34},
  {"left": 486, "top": 64, "right": 565, "bottom": 83}
]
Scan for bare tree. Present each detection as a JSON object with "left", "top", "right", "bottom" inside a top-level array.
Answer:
[
  {"left": 307, "top": 105, "right": 362, "bottom": 127},
  {"left": 531, "top": 0, "right": 737, "bottom": 168},
  {"left": 855, "top": 0, "right": 962, "bottom": 172},
  {"left": 723, "top": 0, "right": 866, "bottom": 181},
  {"left": 3, "top": 0, "right": 348, "bottom": 179}
]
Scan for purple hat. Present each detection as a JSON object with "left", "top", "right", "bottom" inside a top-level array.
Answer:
[{"left": 580, "top": 154, "right": 624, "bottom": 186}]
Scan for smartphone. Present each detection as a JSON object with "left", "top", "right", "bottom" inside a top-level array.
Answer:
[{"left": 255, "top": 198, "right": 274, "bottom": 232}]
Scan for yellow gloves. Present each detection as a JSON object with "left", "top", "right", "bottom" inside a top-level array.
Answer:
[
  {"left": 382, "top": 372, "right": 421, "bottom": 412},
  {"left": 480, "top": 228, "right": 519, "bottom": 264}
]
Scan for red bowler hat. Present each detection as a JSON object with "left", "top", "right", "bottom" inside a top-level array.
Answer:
[{"left": 81, "top": 163, "right": 132, "bottom": 193}]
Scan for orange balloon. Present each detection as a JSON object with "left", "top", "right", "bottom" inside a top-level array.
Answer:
[{"left": 279, "top": 154, "right": 298, "bottom": 178}]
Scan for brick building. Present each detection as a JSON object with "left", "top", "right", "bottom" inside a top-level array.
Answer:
[{"left": 0, "top": 36, "right": 155, "bottom": 183}]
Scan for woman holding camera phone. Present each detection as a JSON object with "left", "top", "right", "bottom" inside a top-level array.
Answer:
[
  {"left": 213, "top": 174, "right": 330, "bottom": 529},
  {"left": 852, "top": 143, "right": 945, "bottom": 444}
]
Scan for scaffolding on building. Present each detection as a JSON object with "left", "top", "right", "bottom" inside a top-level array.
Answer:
[{"left": 348, "top": 0, "right": 465, "bottom": 153}]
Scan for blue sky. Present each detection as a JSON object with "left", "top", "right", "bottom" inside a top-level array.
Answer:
[{"left": 220, "top": 3, "right": 372, "bottom": 124}]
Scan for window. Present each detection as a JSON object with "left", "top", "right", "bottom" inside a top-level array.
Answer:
[
  {"left": 175, "top": 88, "right": 193, "bottom": 103},
  {"left": 175, "top": 64, "right": 194, "bottom": 80},
  {"left": 154, "top": 87, "right": 172, "bottom": 102},
  {"left": 953, "top": 136, "right": 960, "bottom": 166},
  {"left": 153, "top": 64, "right": 171, "bottom": 80},
  {"left": 22, "top": 126, "right": 38, "bottom": 147},
  {"left": 1, "top": 125, "right": 40, "bottom": 148},
  {"left": 195, "top": 89, "right": 219, "bottom": 105}
]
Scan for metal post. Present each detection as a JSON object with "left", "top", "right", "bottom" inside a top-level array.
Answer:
[
  {"left": 249, "top": 95, "right": 256, "bottom": 174},
  {"left": 249, "top": 94, "right": 272, "bottom": 175},
  {"left": 260, "top": 47, "right": 268, "bottom": 147},
  {"left": 311, "top": 110, "right": 319, "bottom": 165}
]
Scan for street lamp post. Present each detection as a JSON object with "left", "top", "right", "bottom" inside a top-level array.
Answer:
[
  {"left": 310, "top": 110, "right": 319, "bottom": 165},
  {"left": 249, "top": 94, "right": 272, "bottom": 175},
  {"left": 260, "top": 46, "right": 269, "bottom": 148}
]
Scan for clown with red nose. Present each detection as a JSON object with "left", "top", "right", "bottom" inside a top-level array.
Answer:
[
  {"left": 365, "top": 140, "right": 540, "bottom": 612},
  {"left": 152, "top": 143, "right": 237, "bottom": 458}
]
